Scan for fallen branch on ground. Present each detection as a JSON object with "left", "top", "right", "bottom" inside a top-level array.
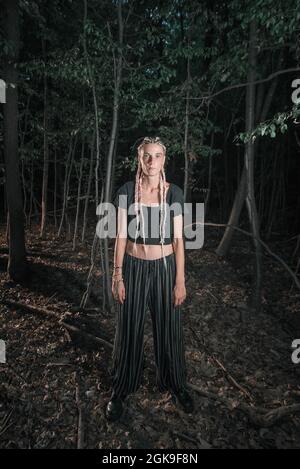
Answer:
[
  {"left": 190, "top": 326, "right": 255, "bottom": 403},
  {"left": 2, "top": 299, "right": 113, "bottom": 350},
  {"left": 188, "top": 383, "right": 300, "bottom": 428}
]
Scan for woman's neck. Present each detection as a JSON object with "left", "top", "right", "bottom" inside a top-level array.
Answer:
[{"left": 141, "top": 175, "right": 161, "bottom": 191}]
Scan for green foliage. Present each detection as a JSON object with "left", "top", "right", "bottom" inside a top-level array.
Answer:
[
  {"left": 234, "top": 104, "right": 300, "bottom": 143},
  {"left": 1, "top": 0, "right": 299, "bottom": 198}
]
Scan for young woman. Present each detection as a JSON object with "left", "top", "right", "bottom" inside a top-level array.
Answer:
[{"left": 105, "top": 136, "right": 194, "bottom": 422}]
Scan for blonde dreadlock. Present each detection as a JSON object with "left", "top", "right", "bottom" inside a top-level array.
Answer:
[{"left": 133, "top": 136, "right": 168, "bottom": 272}]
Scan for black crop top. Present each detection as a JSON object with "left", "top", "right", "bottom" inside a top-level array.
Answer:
[{"left": 113, "top": 180, "right": 188, "bottom": 245}]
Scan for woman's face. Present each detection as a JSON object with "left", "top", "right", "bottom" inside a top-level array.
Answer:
[{"left": 139, "top": 143, "right": 165, "bottom": 176}]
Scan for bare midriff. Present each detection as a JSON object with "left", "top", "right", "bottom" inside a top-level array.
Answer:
[
  {"left": 125, "top": 239, "right": 174, "bottom": 260},
  {"left": 125, "top": 182, "right": 174, "bottom": 260}
]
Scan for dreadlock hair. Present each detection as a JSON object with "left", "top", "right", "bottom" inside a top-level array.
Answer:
[{"left": 133, "top": 136, "right": 168, "bottom": 272}]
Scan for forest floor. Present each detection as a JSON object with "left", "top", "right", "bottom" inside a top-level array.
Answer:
[{"left": 0, "top": 222, "right": 300, "bottom": 449}]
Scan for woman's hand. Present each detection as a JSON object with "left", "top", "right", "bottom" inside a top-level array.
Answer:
[
  {"left": 173, "top": 281, "right": 186, "bottom": 307},
  {"left": 112, "top": 278, "right": 126, "bottom": 304}
]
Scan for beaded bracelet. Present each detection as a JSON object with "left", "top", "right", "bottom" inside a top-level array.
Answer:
[{"left": 113, "top": 278, "right": 124, "bottom": 284}]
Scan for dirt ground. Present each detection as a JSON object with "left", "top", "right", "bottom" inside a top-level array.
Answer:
[{"left": 0, "top": 222, "right": 300, "bottom": 449}]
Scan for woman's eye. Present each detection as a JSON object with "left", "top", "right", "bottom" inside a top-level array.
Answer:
[{"left": 143, "top": 154, "right": 161, "bottom": 159}]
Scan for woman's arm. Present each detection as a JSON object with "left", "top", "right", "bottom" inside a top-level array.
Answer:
[
  {"left": 112, "top": 207, "right": 127, "bottom": 303},
  {"left": 172, "top": 214, "right": 186, "bottom": 305},
  {"left": 113, "top": 208, "right": 127, "bottom": 273}
]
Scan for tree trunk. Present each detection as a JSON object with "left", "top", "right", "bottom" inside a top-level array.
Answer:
[
  {"left": 58, "top": 136, "right": 77, "bottom": 237},
  {"left": 216, "top": 165, "right": 247, "bottom": 257},
  {"left": 204, "top": 132, "right": 215, "bottom": 220},
  {"left": 82, "top": 131, "right": 95, "bottom": 243},
  {"left": 217, "top": 51, "right": 281, "bottom": 257},
  {"left": 183, "top": 40, "right": 191, "bottom": 203},
  {"left": 2, "top": 0, "right": 27, "bottom": 281},
  {"left": 82, "top": 0, "right": 101, "bottom": 207},
  {"left": 54, "top": 147, "right": 58, "bottom": 228},
  {"left": 40, "top": 39, "right": 49, "bottom": 238},
  {"left": 20, "top": 95, "right": 30, "bottom": 223},
  {"left": 103, "top": 0, "right": 124, "bottom": 313},
  {"left": 73, "top": 134, "right": 85, "bottom": 251},
  {"left": 244, "top": 20, "right": 262, "bottom": 311}
]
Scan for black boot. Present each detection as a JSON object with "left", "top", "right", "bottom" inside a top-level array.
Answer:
[
  {"left": 173, "top": 389, "right": 194, "bottom": 413},
  {"left": 105, "top": 395, "right": 124, "bottom": 422}
]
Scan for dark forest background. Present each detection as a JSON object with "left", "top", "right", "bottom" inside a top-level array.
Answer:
[{"left": 0, "top": 0, "right": 300, "bottom": 450}]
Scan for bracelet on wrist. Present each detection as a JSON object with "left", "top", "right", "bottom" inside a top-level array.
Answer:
[{"left": 113, "top": 273, "right": 123, "bottom": 279}]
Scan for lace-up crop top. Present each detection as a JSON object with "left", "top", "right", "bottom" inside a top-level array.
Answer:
[{"left": 113, "top": 180, "right": 188, "bottom": 245}]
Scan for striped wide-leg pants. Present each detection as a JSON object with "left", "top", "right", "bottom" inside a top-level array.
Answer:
[{"left": 110, "top": 251, "right": 188, "bottom": 399}]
